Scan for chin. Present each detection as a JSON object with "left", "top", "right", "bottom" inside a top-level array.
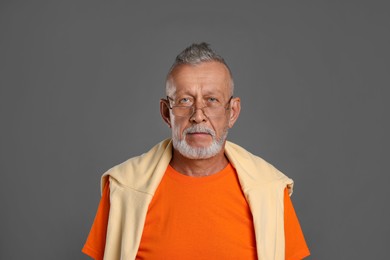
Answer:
[
  {"left": 172, "top": 138, "right": 225, "bottom": 160},
  {"left": 172, "top": 125, "right": 229, "bottom": 159}
]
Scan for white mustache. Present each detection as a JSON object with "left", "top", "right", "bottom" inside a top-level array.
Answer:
[{"left": 183, "top": 125, "right": 216, "bottom": 137}]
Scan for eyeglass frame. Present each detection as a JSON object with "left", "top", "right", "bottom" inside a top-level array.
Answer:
[{"left": 164, "top": 95, "right": 234, "bottom": 118}]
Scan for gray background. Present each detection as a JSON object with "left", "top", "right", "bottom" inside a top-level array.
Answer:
[{"left": 1, "top": 1, "right": 389, "bottom": 259}]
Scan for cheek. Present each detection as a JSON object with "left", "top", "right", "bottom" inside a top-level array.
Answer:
[
  {"left": 171, "top": 117, "right": 187, "bottom": 136},
  {"left": 212, "top": 117, "right": 230, "bottom": 133}
]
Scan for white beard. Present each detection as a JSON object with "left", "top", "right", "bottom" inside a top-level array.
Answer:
[{"left": 172, "top": 124, "right": 228, "bottom": 159}]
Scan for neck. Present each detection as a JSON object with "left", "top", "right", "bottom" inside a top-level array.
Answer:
[{"left": 170, "top": 148, "right": 229, "bottom": 177}]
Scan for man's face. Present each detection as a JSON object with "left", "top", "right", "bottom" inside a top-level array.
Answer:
[{"left": 163, "top": 61, "right": 239, "bottom": 159}]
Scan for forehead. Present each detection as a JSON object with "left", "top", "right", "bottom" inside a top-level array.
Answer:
[{"left": 167, "top": 61, "right": 231, "bottom": 97}]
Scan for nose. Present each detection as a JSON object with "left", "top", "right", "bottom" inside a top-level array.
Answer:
[{"left": 189, "top": 103, "right": 207, "bottom": 123}]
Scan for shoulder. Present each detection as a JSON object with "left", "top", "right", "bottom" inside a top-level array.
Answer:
[
  {"left": 225, "top": 141, "right": 294, "bottom": 194},
  {"left": 100, "top": 139, "right": 173, "bottom": 194}
]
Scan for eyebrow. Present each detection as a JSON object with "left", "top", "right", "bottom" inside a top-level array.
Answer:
[{"left": 174, "top": 89, "right": 225, "bottom": 97}]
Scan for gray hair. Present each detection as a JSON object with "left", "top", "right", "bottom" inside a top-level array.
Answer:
[{"left": 166, "top": 42, "right": 234, "bottom": 96}]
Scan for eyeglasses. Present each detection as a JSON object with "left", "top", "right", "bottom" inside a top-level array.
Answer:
[{"left": 166, "top": 96, "right": 233, "bottom": 118}]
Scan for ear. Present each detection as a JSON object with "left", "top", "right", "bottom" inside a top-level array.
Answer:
[
  {"left": 228, "top": 97, "right": 241, "bottom": 128},
  {"left": 160, "top": 98, "right": 172, "bottom": 128}
]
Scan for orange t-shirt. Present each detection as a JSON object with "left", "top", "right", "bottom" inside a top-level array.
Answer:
[{"left": 83, "top": 164, "right": 310, "bottom": 259}]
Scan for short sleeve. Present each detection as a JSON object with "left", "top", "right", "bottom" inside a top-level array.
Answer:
[
  {"left": 284, "top": 188, "right": 310, "bottom": 260},
  {"left": 82, "top": 181, "right": 110, "bottom": 260}
]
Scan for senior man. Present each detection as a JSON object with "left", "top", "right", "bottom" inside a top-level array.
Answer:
[{"left": 82, "top": 43, "right": 310, "bottom": 260}]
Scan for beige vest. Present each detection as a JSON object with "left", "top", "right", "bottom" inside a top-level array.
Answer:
[{"left": 101, "top": 139, "right": 293, "bottom": 260}]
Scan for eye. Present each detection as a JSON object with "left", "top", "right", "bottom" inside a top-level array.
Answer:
[
  {"left": 206, "top": 97, "right": 221, "bottom": 106},
  {"left": 178, "top": 97, "right": 192, "bottom": 105},
  {"left": 207, "top": 97, "right": 218, "bottom": 102}
]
